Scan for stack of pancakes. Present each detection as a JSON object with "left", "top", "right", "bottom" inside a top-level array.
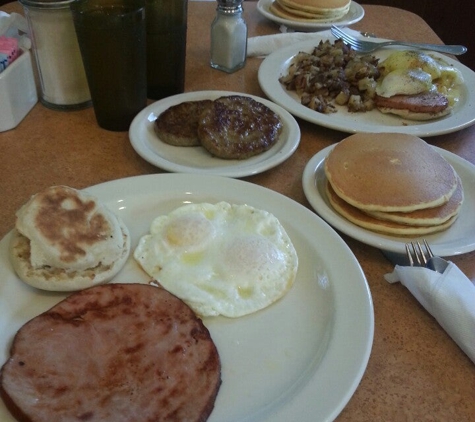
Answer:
[
  {"left": 324, "top": 133, "right": 464, "bottom": 236},
  {"left": 270, "top": 0, "right": 351, "bottom": 23}
]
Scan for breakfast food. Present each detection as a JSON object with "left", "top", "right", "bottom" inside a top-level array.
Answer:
[
  {"left": 375, "top": 50, "right": 464, "bottom": 120},
  {"left": 324, "top": 133, "right": 463, "bottom": 235},
  {"left": 279, "top": 39, "right": 380, "bottom": 113},
  {"left": 154, "top": 95, "right": 283, "bottom": 160},
  {"left": 326, "top": 181, "right": 460, "bottom": 235},
  {"left": 270, "top": 0, "right": 351, "bottom": 22},
  {"left": 279, "top": 40, "right": 464, "bottom": 121},
  {"left": 134, "top": 202, "right": 298, "bottom": 318},
  {"left": 0, "top": 283, "right": 221, "bottom": 422},
  {"left": 154, "top": 99, "right": 213, "bottom": 146},
  {"left": 198, "top": 96, "right": 283, "bottom": 159},
  {"left": 9, "top": 185, "right": 130, "bottom": 291}
]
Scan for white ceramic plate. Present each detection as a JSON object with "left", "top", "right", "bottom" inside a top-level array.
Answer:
[
  {"left": 256, "top": 0, "right": 364, "bottom": 32},
  {"left": 258, "top": 38, "right": 475, "bottom": 137},
  {"left": 0, "top": 174, "right": 373, "bottom": 422},
  {"left": 302, "top": 145, "right": 475, "bottom": 256},
  {"left": 129, "top": 91, "right": 300, "bottom": 178}
]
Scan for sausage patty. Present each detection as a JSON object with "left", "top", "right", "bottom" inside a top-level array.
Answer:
[
  {"left": 197, "top": 96, "right": 283, "bottom": 159},
  {"left": 0, "top": 283, "right": 221, "bottom": 422},
  {"left": 155, "top": 100, "right": 213, "bottom": 147}
]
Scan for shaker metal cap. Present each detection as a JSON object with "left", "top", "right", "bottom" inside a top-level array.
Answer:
[{"left": 216, "top": 0, "right": 243, "bottom": 8}]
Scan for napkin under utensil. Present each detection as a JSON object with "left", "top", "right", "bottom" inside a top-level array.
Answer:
[
  {"left": 247, "top": 28, "right": 365, "bottom": 57},
  {"left": 385, "top": 262, "right": 475, "bottom": 364}
]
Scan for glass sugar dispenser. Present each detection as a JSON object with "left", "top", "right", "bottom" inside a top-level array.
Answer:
[{"left": 210, "top": 0, "right": 247, "bottom": 73}]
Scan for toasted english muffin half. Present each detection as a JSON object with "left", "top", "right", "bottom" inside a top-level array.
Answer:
[{"left": 9, "top": 186, "right": 131, "bottom": 291}]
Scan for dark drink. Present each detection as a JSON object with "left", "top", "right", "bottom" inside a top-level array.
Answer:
[
  {"left": 72, "top": 0, "right": 147, "bottom": 131},
  {"left": 145, "top": 0, "right": 187, "bottom": 100}
]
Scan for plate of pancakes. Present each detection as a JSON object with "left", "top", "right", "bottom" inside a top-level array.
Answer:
[
  {"left": 0, "top": 173, "right": 374, "bottom": 422},
  {"left": 258, "top": 37, "right": 475, "bottom": 137},
  {"left": 257, "top": 0, "right": 364, "bottom": 32},
  {"left": 302, "top": 135, "right": 475, "bottom": 256},
  {"left": 129, "top": 90, "right": 300, "bottom": 178}
]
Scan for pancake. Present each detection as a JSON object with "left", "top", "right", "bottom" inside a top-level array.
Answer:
[
  {"left": 278, "top": 0, "right": 350, "bottom": 14},
  {"left": 365, "top": 175, "right": 464, "bottom": 226},
  {"left": 9, "top": 186, "right": 130, "bottom": 291},
  {"left": 324, "top": 133, "right": 458, "bottom": 213},
  {"left": 270, "top": 2, "right": 338, "bottom": 21},
  {"left": 326, "top": 182, "right": 458, "bottom": 236},
  {"left": 269, "top": 0, "right": 350, "bottom": 22}
]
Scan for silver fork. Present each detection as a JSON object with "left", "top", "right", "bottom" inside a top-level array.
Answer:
[
  {"left": 330, "top": 25, "right": 467, "bottom": 56},
  {"left": 405, "top": 240, "right": 450, "bottom": 273}
]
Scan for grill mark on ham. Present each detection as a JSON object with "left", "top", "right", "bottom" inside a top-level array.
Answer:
[{"left": 0, "top": 283, "right": 221, "bottom": 422}]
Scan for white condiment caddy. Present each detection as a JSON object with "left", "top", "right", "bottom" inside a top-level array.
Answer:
[{"left": 0, "top": 11, "right": 38, "bottom": 132}]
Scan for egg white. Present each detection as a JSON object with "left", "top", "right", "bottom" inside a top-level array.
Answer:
[
  {"left": 377, "top": 50, "right": 464, "bottom": 103},
  {"left": 134, "top": 202, "right": 298, "bottom": 318}
]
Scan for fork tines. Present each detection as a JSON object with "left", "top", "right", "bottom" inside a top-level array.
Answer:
[
  {"left": 405, "top": 240, "right": 434, "bottom": 267},
  {"left": 330, "top": 25, "right": 359, "bottom": 49}
]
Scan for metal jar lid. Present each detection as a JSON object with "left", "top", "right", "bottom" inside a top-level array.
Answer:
[{"left": 18, "top": 0, "right": 76, "bottom": 9}]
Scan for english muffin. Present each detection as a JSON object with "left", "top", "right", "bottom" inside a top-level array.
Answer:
[
  {"left": 197, "top": 95, "right": 283, "bottom": 160},
  {"left": 324, "top": 133, "right": 458, "bottom": 213},
  {"left": 154, "top": 99, "right": 213, "bottom": 146},
  {"left": 9, "top": 185, "right": 130, "bottom": 291}
]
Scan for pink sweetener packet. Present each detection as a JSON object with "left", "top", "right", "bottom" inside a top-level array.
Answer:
[{"left": 0, "top": 35, "right": 19, "bottom": 69}]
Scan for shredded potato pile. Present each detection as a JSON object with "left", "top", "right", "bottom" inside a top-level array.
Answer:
[{"left": 279, "top": 39, "right": 381, "bottom": 114}]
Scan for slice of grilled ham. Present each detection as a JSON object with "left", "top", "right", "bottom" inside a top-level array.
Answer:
[{"left": 0, "top": 283, "right": 221, "bottom": 422}]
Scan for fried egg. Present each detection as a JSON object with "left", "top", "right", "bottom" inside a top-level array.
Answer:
[
  {"left": 376, "top": 50, "right": 464, "bottom": 104},
  {"left": 376, "top": 68, "right": 434, "bottom": 97},
  {"left": 134, "top": 202, "right": 298, "bottom": 318}
]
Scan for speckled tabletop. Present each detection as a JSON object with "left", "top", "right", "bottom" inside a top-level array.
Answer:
[{"left": 1, "top": 1, "right": 474, "bottom": 421}]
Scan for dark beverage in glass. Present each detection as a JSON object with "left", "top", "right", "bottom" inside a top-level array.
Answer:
[
  {"left": 72, "top": 0, "right": 147, "bottom": 131},
  {"left": 145, "top": 0, "right": 188, "bottom": 100}
]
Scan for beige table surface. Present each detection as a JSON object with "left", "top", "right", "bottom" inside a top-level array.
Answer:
[{"left": 1, "top": 1, "right": 474, "bottom": 421}]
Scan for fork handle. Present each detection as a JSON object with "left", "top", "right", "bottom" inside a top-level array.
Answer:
[{"left": 386, "top": 41, "right": 467, "bottom": 56}]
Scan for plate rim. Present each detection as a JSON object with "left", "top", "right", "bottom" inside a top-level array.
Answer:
[
  {"left": 302, "top": 145, "right": 475, "bottom": 256},
  {"left": 256, "top": 0, "right": 365, "bottom": 31},
  {"left": 0, "top": 173, "right": 374, "bottom": 422},
  {"left": 258, "top": 38, "right": 475, "bottom": 137},
  {"left": 128, "top": 90, "right": 301, "bottom": 178}
]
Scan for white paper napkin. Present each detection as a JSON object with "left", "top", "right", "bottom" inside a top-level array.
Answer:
[
  {"left": 385, "top": 262, "right": 475, "bottom": 364},
  {"left": 247, "top": 28, "right": 363, "bottom": 57}
]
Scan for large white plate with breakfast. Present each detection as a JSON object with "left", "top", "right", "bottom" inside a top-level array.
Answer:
[
  {"left": 257, "top": 0, "right": 364, "bottom": 32},
  {"left": 0, "top": 174, "right": 373, "bottom": 422},
  {"left": 129, "top": 90, "right": 300, "bottom": 178},
  {"left": 302, "top": 145, "right": 475, "bottom": 256},
  {"left": 258, "top": 38, "right": 475, "bottom": 137}
]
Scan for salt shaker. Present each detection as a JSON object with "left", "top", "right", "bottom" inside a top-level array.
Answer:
[
  {"left": 210, "top": 0, "right": 247, "bottom": 73},
  {"left": 19, "top": 0, "right": 91, "bottom": 110}
]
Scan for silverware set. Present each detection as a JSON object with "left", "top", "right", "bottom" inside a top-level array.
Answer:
[
  {"left": 331, "top": 25, "right": 467, "bottom": 56},
  {"left": 405, "top": 239, "right": 450, "bottom": 273}
]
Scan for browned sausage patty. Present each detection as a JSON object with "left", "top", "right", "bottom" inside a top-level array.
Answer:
[
  {"left": 155, "top": 100, "right": 213, "bottom": 146},
  {"left": 197, "top": 96, "right": 283, "bottom": 159},
  {"left": 0, "top": 283, "right": 221, "bottom": 422}
]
